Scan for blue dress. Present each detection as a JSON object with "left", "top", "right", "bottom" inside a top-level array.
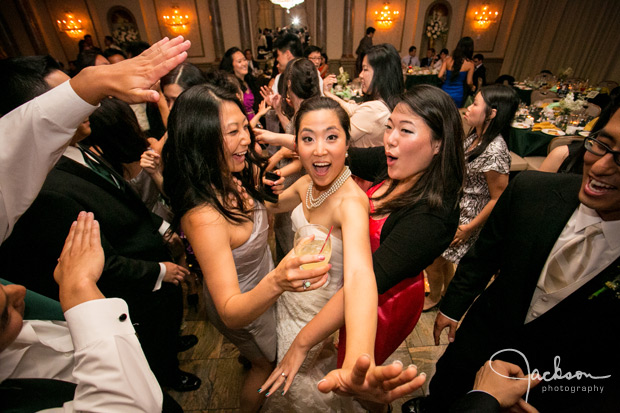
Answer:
[{"left": 442, "top": 70, "right": 468, "bottom": 107}]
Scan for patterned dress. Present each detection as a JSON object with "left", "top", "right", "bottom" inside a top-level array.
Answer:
[{"left": 442, "top": 133, "right": 511, "bottom": 263}]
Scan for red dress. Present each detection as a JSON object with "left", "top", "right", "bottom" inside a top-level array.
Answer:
[{"left": 337, "top": 182, "right": 425, "bottom": 366}]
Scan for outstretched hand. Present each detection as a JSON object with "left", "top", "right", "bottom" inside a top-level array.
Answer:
[{"left": 318, "top": 354, "right": 426, "bottom": 404}]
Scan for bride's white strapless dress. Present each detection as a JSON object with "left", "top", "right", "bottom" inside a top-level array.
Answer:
[{"left": 262, "top": 204, "right": 364, "bottom": 412}]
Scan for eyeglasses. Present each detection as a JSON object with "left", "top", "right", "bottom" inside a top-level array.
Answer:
[{"left": 584, "top": 135, "right": 620, "bottom": 166}]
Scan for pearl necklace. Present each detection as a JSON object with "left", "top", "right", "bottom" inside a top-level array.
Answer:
[{"left": 305, "top": 166, "right": 351, "bottom": 209}]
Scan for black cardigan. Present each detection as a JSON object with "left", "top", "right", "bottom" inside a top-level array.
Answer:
[{"left": 349, "top": 147, "right": 460, "bottom": 294}]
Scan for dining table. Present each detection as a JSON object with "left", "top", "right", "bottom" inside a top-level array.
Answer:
[
  {"left": 405, "top": 73, "right": 441, "bottom": 90},
  {"left": 508, "top": 127, "right": 557, "bottom": 157}
]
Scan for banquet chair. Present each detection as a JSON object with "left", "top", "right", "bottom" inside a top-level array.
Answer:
[
  {"left": 583, "top": 103, "right": 601, "bottom": 118},
  {"left": 523, "top": 136, "right": 584, "bottom": 171},
  {"left": 598, "top": 80, "right": 618, "bottom": 90},
  {"left": 531, "top": 90, "right": 559, "bottom": 105}
]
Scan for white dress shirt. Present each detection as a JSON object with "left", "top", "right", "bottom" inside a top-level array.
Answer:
[
  {"left": 526, "top": 204, "right": 620, "bottom": 323},
  {"left": 0, "top": 81, "right": 97, "bottom": 243},
  {"left": 0, "top": 298, "right": 162, "bottom": 412}
]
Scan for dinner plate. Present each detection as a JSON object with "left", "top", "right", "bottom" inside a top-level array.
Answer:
[
  {"left": 541, "top": 128, "right": 566, "bottom": 136},
  {"left": 578, "top": 131, "right": 591, "bottom": 137},
  {"left": 511, "top": 122, "right": 530, "bottom": 129}
]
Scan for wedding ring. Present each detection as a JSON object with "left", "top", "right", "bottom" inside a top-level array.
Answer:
[
  {"left": 303, "top": 280, "right": 311, "bottom": 290},
  {"left": 281, "top": 373, "right": 287, "bottom": 378}
]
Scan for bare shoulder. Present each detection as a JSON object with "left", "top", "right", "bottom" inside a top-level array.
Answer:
[
  {"left": 182, "top": 205, "right": 229, "bottom": 234},
  {"left": 335, "top": 180, "right": 370, "bottom": 215}
]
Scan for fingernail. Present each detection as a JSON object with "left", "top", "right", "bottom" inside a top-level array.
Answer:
[
  {"left": 318, "top": 255, "right": 325, "bottom": 260},
  {"left": 317, "top": 379, "right": 327, "bottom": 385},
  {"left": 265, "top": 392, "right": 270, "bottom": 397},
  {"left": 392, "top": 360, "right": 403, "bottom": 367},
  {"left": 257, "top": 388, "right": 262, "bottom": 393},
  {"left": 361, "top": 353, "right": 371, "bottom": 359},
  {"left": 420, "top": 372, "right": 427, "bottom": 377},
  {"left": 78, "top": 211, "right": 86, "bottom": 217},
  {"left": 449, "top": 337, "right": 455, "bottom": 343},
  {"left": 408, "top": 364, "right": 417, "bottom": 370},
  {"left": 281, "top": 391, "right": 285, "bottom": 396}
]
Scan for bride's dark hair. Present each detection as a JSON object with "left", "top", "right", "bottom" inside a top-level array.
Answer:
[{"left": 163, "top": 84, "right": 267, "bottom": 227}]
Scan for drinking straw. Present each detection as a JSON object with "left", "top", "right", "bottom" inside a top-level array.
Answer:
[{"left": 318, "top": 225, "right": 333, "bottom": 254}]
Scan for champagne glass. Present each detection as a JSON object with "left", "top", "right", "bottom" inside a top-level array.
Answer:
[{"left": 294, "top": 224, "right": 332, "bottom": 271}]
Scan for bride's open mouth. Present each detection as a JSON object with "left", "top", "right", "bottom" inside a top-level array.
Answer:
[
  {"left": 233, "top": 150, "right": 247, "bottom": 163},
  {"left": 313, "top": 162, "right": 331, "bottom": 176}
]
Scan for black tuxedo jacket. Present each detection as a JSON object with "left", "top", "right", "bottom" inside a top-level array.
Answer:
[
  {"left": 0, "top": 155, "right": 171, "bottom": 301},
  {"left": 473, "top": 64, "right": 487, "bottom": 90},
  {"left": 430, "top": 171, "right": 620, "bottom": 412}
]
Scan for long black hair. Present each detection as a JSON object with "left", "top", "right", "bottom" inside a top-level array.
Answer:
[
  {"left": 160, "top": 62, "right": 206, "bottom": 92},
  {"left": 450, "top": 37, "right": 474, "bottom": 81},
  {"left": 162, "top": 84, "right": 267, "bottom": 228},
  {"left": 363, "top": 44, "right": 404, "bottom": 109},
  {"left": 467, "top": 84, "right": 519, "bottom": 162},
  {"left": 84, "top": 97, "right": 149, "bottom": 176},
  {"left": 374, "top": 85, "right": 465, "bottom": 214},
  {"left": 281, "top": 58, "right": 320, "bottom": 119}
]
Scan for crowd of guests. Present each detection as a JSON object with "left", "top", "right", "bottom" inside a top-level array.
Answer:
[{"left": 0, "top": 29, "right": 618, "bottom": 413}]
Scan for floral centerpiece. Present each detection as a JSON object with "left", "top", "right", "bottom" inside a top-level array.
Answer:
[
  {"left": 336, "top": 67, "right": 350, "bottom": 88},
  {"left": 425, "top": 12, "right": 447, "bottom": 41},
  {"left": 112, "top": 25, "right": 140, "bottom": 48},
  {"left": 557, "top": 92, "right": 586, "bottom": 115}
]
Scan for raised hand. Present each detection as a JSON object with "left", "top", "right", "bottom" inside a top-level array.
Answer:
[
  {"left": 53, "top": 211, "right": 105, "bottom": 311},
  {"left": 71, "top": 36, "right": 191, "bottom": 105}
]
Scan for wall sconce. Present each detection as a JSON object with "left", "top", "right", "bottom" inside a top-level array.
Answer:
[
  {"left": 374, "top": 2, "right": 399, "bottom": 28},
  {"left": 57, "top": 12, "right": 84, "bottom": 37},
  {"left": 473, "top": 4, "right": 499, "bottom": 30},
  {"left": 162, "top": 7, "right": 190, "bottom": 33}
]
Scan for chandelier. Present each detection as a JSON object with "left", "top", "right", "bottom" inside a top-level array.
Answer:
[
  {"left": 270, "top": 0, "right": 304, "bottom": 13},
  {"left": 163, "top": 7, "right": 190, "bottom": 33},
  {"left": 374, "top": 3, "right": 400, "bottom": 28},
  {"left": 473, "top": 4, "right": 499, "bottom": 30},
  {"left": 57, "top": 12, "right": 83, "bottom": 36}
]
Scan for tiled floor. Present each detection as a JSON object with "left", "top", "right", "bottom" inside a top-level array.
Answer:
[{"left": 168, "top": 294, "right": 450, "bottom": 412}]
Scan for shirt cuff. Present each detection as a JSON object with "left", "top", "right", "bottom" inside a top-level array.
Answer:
[
  {"left": 153, "top": 263, "right": 166, "bottom": 291},
  {"left": 64, "top": 298, "right": 136, "bottom": 351},
  {"left": 158, "top": 220, "right": 171, "bottom": 236}
]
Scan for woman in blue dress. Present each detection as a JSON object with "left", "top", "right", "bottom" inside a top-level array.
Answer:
[{"left": 439, "top": 37, "right": 475, "bottom": 108}]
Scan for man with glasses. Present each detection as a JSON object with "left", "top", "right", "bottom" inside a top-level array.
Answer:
[{"left": 403, "top": 97, "right": 620, "bottom": 412}]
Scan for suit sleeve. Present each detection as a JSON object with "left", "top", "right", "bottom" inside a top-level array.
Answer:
[
  {"left": 449, "top": 391, "right": 500, "bottom": 413},
  {"left": 0, "top": 81, "right": 97, "bottom": 244},
  {"left": 58, "top": 298, "right": 162, "bottom": 412}
]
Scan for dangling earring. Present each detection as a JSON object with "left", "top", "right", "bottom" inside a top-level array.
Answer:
[{"left": 345, "top": 152, "right": 349, "bottom": 158}]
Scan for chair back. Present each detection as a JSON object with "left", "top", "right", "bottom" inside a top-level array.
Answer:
[
  {"left": 531, "top": 90, "right": 559, "bottom": 104},
  {"left": 598, "top": 80, "right": 618, "bottom": 90},
  {"left": 583, "top": 103, "right": 601, "bottom": 117},
  {"left": 547, "top": 136, "right": 584, "bottom": 154}
]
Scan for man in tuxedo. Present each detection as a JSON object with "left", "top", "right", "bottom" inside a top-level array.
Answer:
[
  {"left": 473, "top": 53, "right": 487, "bottom": 92},
  {"left": 0, "top": 55, "right": 200, "bottom": 393},
  {"left": 407, "top": 98, "right": 620, "bottom": 412},
  {"left": 420, "top": 48, "right": 437, "bottom": 68}
]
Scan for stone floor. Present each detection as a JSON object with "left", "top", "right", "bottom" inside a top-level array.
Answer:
[{"left": 168, "top": 290, "right": 450, "bottom": 412}]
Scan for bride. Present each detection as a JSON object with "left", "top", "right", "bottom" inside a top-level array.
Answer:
[{"left": 261, "top": 97, "right": 377, "bottom": 411}]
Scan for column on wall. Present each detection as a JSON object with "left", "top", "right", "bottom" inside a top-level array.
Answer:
[
  {"left": 236, "top": 0, "right": 252, "bottom": 51},
  {"left": 208, "top": 0, "right": 225, "bottom": 60},
  {"left": 316, "top": 0, "right": 326, "bottom": 50},
  {"left": 13, "top": 0, "right": 47, "bottom": 55},
  {"left": 341, "top": 0, "right": 353, "bottom": 58}
]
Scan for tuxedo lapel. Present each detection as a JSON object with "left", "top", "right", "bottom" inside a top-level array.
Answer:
[{"left": 55, "top": 156, "right": 144, "bottom": 210}]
